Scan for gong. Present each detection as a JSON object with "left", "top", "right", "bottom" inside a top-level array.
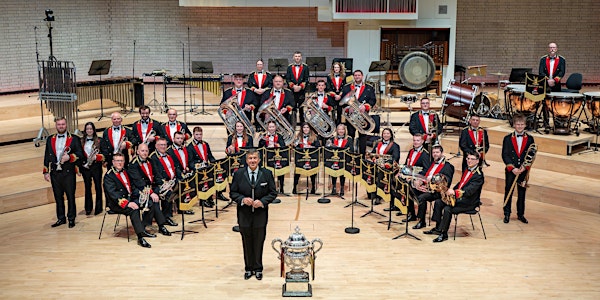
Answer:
[{"left": 398, "top": 52, "right": 435, "bottom": 90}]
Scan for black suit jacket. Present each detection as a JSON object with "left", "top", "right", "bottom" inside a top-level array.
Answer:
[
  {"left": 502, "top": 132, "right": 535, "bottom": 172},
  {"left": 162, "top": 121, "right": 192, "bottom": 146},
  {"left": 43, "top": 133, "right": 83, "bottom": 174},
  {"left": 247, "top": 71, "right": 273, "bottom": 91},
  {"left": 131, "top": 119, "right": 164, "bottom": 153},
  {"left": 452, "top": 167, "right": 484, "bottom": 209},
  {"left": 258, "top": 133, "right": 286, "bottom": 148},
  {"left": 409, "top": 111, "right": 442, "bottom": 140},
  {"left": 128, "top": 157, "right": 159, "bottom": 195},
  {"left": 167, "top": 144, "right": 192, "bottom": 173},
  {"left": 404, "top": 147, "right": 430, "bottom": 170},
  {"left": 100, "top": 126, "right": 136, "bottom": 168},
  {"left": 328, "top": 136, "right": 354, "bottom": 152},
  {"left": 230, "top": 167, "right": 277, "bottom": 228},
  {"left": 371, "top": 140, "right": 401, "bottom": 166},
  {"left": 103, "top": 168, "right": 140, "bottom": 212},
  {"left": 149, "top": 151, "right": 182, "bottom": 186},
  {"left": 326, "top": 74, "right": 347, "bottom": 97},
  {"left": 459, "top": 127, "right": 489, "bottom": 155},
  {"left": 340, "top": 82, "right": 377, "bottom": 111},
  {"left": 286, "top": 63, "right": 310, "bottom": 91},
  {"left": 187, "top": 140, "right": 216, "bottom": 170},
  {"left": 539, "top": 55, "right": 566, "bottom": 91},
  {"left": 227, "top": 134, "right": 254, "bottom": 152},
  {"left": 221, "top": 87, "right": 257, "bottom": 111},
  {"left": 421, "top": 159, "right": 455, "bottom": 188}
]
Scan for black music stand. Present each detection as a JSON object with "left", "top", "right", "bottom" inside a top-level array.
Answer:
[
  {"left": 344, "top": 179, "right": 360, "bottom": 234},
  {"left": 368, "top": 60, "right": 391, "bottom": 113},
  {"left": 88, "top": 60, "right": 111, "bottom": 121},
  {"left": 268, "top": 58, "right": 288, "bottom": 76},
  {"left": 306, "top": 57, "right": 326, "bottom": 93},
  {"left": 392, "top": 184, "right": 420, "bottom": 240},
  {"left": 192, "top": 61, "right": 213, "bottom": 115}
]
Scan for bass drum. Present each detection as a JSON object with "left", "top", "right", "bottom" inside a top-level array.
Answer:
[
  {"left": 443, "top": 81, "right": 478, "bottom": 122},
  {"left": 472, "top": 92, "right": 499, "bottom": 117},
  {"left": 398, "top": 52, "right": 435, "bottom": 90}
]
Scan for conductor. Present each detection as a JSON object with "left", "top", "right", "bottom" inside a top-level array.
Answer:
[{"left": 229, "top": 148, "right": 277, "bottom": 280}]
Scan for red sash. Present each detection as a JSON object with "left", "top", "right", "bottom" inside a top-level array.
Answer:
[
  {"left": 115, "top": 170, "right": 132, "bottom": 194},
  {"left": 425, "top": 162, "right": 445, "bottom": 178},
  {"left": 511, "top": 134, "right": 528, "bottom": 157},
  {"left": 193, "top": 142, "right": 209, "bottom": 161},
  {"left": 172, "top": 146, "right": 189, "bottom": 169},
  {"left": 469, "top": 128, "right": 483, "bottom": 147},
  {"left": 376, "top": 141, "right": 392, "bottom": 154},
  {"left": 293, "top": 65, "right": 303, "bottom": 81},
  {"left": 107, "top": 128, "right": 125, "bottom": 150},
  {"left": 158, "top": 155, "right": 176, "bottom": 179},
  {"left": 136, "top": 121, "right": 153, "bottom": 142},
  {"left": 164, "top": 123, "right": 182, "bottom": 142},
  {"left": 406, "top": 149, "right": 423, "bottom": 166},
  {"left": 254, "top": 73, "right": 266, "bottom": 89},
  {"left": 351, "top": 84, "right": 365, "bottom": 99},
  {"left": 333, "top": 138, "right": 348, "bottom": 148},
  {"left": 457, "top": 170, "right": 474, "bottom": 190},
  {"left": 545, "top": 57, "right": 559, "bottom": 78},
  {"left": 140, "top": 161, "right": 153, "bottom": 183}
]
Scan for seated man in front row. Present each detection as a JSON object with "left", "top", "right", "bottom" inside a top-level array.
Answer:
[
  {"left": 103, "top": 153, "right": 171, "bottom": 248},
  {"left": 424, "top": 151, "right": 484, "bottom": 243}
]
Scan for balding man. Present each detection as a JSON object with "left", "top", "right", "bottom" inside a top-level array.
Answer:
[
  {"left": 162, "top": 109, "right": 192, "bottom": 146},
  {"left": 539, "top": 42, "right": 566, "bottom": 93},
  {"left": 100, "top": 112, "right": 136, "bottom": 169}
]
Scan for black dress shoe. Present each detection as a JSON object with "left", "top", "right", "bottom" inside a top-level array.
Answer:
[
  {"left": 138, "top": 238, "right": 151, "bottom": 248},
  {"left": 165, "top": 218, "right": 178, "bottom": 227},
  {"left": 182, "top": 210, "right": 195, "bottom": 215},
  {"left": 339, "top": 191, "right": 344, "bottom": 197},
  {"left": 68, "top": 220, "right": 75, "bottom": 228},
  {"left": 310, "top": 188, "right": 316, "bottom": 194},
  {"left": 140, "top": 231, "right": 157, "bottom": 238},
  {"left": 217, "top": 193, "right": 229, "bottom": 201},
  {"left": 159, "top": 226, "right": 171, "bottom": 236},
  {"left": 232, "top": 225, "right": 240, "bottom": 232},
  {"left": 518, "top": 215, "right": 528, "bottom": 224},
  {"left": 94, "top": 210, "right": 103, "bottom": 216},
  {"left": 207, "top": 199, "right": 215, "bottom": 207},
  {"left": 433, "top": 234, "right": 448, "bottom": 243},
  {"left": 85, "top": 211, "right": 92, "bottom": 216},
  {"left": 51, "top": 219, "right": 66, "bottom": 227},
  {"left": 244, "top": 271, "right": 253, "bottom": 280},
  {"left": 503, "top": 215, "right": 510, "bottom": 223},
  {"left": 384, "top": 206, "right": 400, "bottom": 212},
  {"left": 255, "top": 271, "right": 263, "bottom": 280},
  {"left": 402, "top": 214, "right": 417, "bottom": 222},
  {"left": 292, "top": 188, "right": 297, "bottom": 194},
  {"left": 331, "top": 188, "right": 337, "bottom": 195},
  {"left": 423, "top": 228, "right": 441, "bottom": 235},
  {"left": 412, "top": 222, "right": 426, "bottom": 230}
]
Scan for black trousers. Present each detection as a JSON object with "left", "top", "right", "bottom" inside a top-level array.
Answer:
[
  {"left": 294, "top": 174, "right": 316, "bottom": 190},
  {"left": 161, "top": 198, "right": 173, "bottom": 218},
  {"left": 81, "top": 164, "right": 103, "bottom": 214},
  {"left": 433, "top": 199, "right": 477, "bottom": 234},
  {"left": 293, "top": 92, "right": 305, "bottom": 124},
  {"left": 331, "top": 175, "right": 346, "bottom": 191},
  {"left": 504, "top": 170, "right": 528, "bottom": 216},
  {"left": 141, "top": 201, "right": 167, "bottom": 228},
  {"left": 416, "top": 192, "right": 439, "bottom": 223},
  {"left": 345, "top": 121, "right": 368, "bottom": 155},
  {"left": 50, "top": 169, "right": 77, "bottom": 222},
  {"left": 239, "top": 226, "right": 267, "bottom": 272},
  {"left": 116, "top": 206, "right": 145, "bottom": 235},
  {"left": 406, "top": 189, "right": 423, "bottom": 216}
]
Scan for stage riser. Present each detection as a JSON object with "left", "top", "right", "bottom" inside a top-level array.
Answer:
[{"left": 0, "top": 181, "right": 85, "bottom": 214}]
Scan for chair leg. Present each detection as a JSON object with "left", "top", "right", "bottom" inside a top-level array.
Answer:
[
  {"left": 428, "top": 202, "right": 432, "bottom": 226},
  {"left": 98, "top": 211, "right": 108, "bottom": 239},
  {"left": 114, "top": 214, "right": 121, "bottom": 231},
  {"left": 453, "top": 214, "right": 458, "bottom": 240},
  {"left": 125, "top": 215, "right": 130, "bottom": 242},
  {"left": 469, "top": 215, "right": 475, "bottom": 230},
  {"left": 477, "top": 212, "right": 487, "bottom": 240}
]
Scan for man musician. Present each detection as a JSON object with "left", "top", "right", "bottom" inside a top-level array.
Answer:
[
  {"left": 131, "top": 105, "right": 163, "bottom": 153},
  {"left": 104, "top": 153, "right": 169, "bottom": 248},
  {"left": 538, "top": 42, "right": 566, "bottom": 93},
  {"left": 163, "top": 108, "right": 192, "bottom": 146},
  {"left": 399, "top": 134, "right": 430, "bottom": 220},
  {"left": 260, "top": 75, "right": 294, "bottom": 125},
  {"left": 409, "top": 97, "right": 442, "bottom": 153},
  {"left": 424, "top": 151, "right": 484, "bottom": 243},
  {"left": 100, "top": 112, "right": 135, "bottom": 169},
  {"left": 459, "top": 114, "right": 489, "bottom": 171},
  {"left": 340, "top": 70, "right": 378, "bottom": 155},
  {"left": 412, "top": 144, "right": 455, "bottom": 230},
  {"left": 188, "top": 126, "right": 219, "bottom": 208},
  {"left": 222, "top": 73, "right": 256, "bottom": 123},
  {"left": 286, "top": 51, "right": 309, "bottom": 124},
  {"left": 168, "top": 131, "right": 195, "bottom": 214},
  {"left": 247, "top": 59, "right": 273, "bottom": 128},
  {"left": 43, "top": 117, "right": 83, "bottom": 228},
  {"left": 149, "top": 137, "right": 181, "bottom": 227}
]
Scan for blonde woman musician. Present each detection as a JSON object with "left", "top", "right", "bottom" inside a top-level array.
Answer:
[
  {"left": 368, "top": 128, "right": 400, "bottom": 205},
  {"left": 292, "top": 123, "right": 320, "bottom": 195},
  {"left": 226, "top": 121, "right": 254, "bottom": 154}
]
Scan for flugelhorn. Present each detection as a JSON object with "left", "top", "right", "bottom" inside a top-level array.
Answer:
[
  {"left": 257, "top": 96, "right": 295, "bottom": 146},
  {"left": 83, "top": 146, "right": 99, "bottom": 169},
  {"left": 56, "top": 146, "right": 71, "bottom": 171},
  {"left": 114, "top": 135, "right": 128, "bottom": 154},
  {"left": 339, "top": 91, "right": 376, "bottom": 135},
  {"left": 302, "top": 93, "right": 336, "bottom": 138},
  {"left": 159, "top": 178, "right": 177, "bottom": 201},
  {"left": 143, "top": 129, "right": 156, "bottom": 145},
  {"left": 218, "top": 94, "right": 256, "bottom": 137}
]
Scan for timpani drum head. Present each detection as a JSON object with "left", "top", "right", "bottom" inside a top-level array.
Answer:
[{"left": 398, "top": 52, "right": 435, "bottom": 90}]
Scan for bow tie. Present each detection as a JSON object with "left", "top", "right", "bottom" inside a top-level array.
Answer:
[
  {"left": 303, "top": 135, "right": 308, "bottom": 139},
  {"left": 295, "top": 64, "right": 301, "bottom": 67},
  {"left": 236, "top": 89, "right": 242, "bottom": 93},
  {"left": 140, "top": 159, "right": 147, "bottom": 163},
  {"left": 237, "top": 134, "right": 243, "bottom": 138},
  {"left": 113, "top": 127, "right": 120, "bottom": 131},
  {"left": 335, "top": 74, "right": 340, "bottom": 78},
  {"left": 115, "top": 168, "right": 124, "bottom": 173},
  {"left": 550, "top": 57, "right": 555, "bottom": 60},
  {"left": 57, "top": 134, "right": 65, "bottom": 138},
  {"left": 160, "top": 154, "right": 168, "bottom": 158},
  {"left": 195, "top": 140, "right": 203, "bottom": 144},
  {"left": 141, "top": 120, "right": 149, "bottom": 124},
  {"left": 516, "top": 134, "right": 524, "bottom": 137},
  {"left": 422, "top": 112, "right": 429, "bottom": 115},
  {"left": 86, "top": 138, "right": 93, "bottom": 141},
  {"left": 355, "top": 85, "right": 361, "bottom": 89},
  {"left": 274, "top": 90, "right": 281, "bottom": 94},
  {"left": 337, "top": 136, "right": 344, "bottom": 140},
  {"left": 257, "top": 71, "right": 263, "bottom": 74},
  {"left": 175, "top": 146, "right": 182, "bottom": 150},
  {"left": 268, "top": 134, "right": 275, "bottom": 137},
  {"left": 318, "top": 93, "right": 324, "bottom": 97},
  {"left": 383, "top": 141, "right": 389, "bottom": 145}
]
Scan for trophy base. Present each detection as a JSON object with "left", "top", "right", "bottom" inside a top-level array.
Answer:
[{"left": 282, "top": 280, "right": 312, "bottom": 297}]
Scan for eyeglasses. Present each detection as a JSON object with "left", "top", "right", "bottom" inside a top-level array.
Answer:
[{"left": 466, "top": 157, "right": 478, "bottom": 161}]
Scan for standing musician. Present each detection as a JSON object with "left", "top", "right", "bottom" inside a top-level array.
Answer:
[
  {"left": 247, "top": 59, "right": 273, "bottom": 128},
  {"left": 459, "top": 114, "right": 489, "bottom": 171},
  {"left": 163, "top": 108, "right": 192, "bottom": 146},
  {"left": 103, "top": 153, "right": 164, "bottom": 248},
  {"left": 127, "top": 143, "right": 172, "bottom": 237},
  {"left": 502, "top": 114, "right": 535, "bottom": 224},
  {"left": 261, "top": 75, "right": 295, "bottom": 125},
  {"left": 286, "top": 51, "right": 310, "bottom": 124},
  {"left": 340, "top": 69, "right": 378, "bottom": 155},
  {"left": 425, "top": 151, "right": 484, "bottom": 243},
  {"left": 80, "top": 122, "right": 104, "bottom": 216},
  {"left": 43, "top": 117, "right": 83, "bottom": 228},
  {"left": 100, "top": 112, "right": 135, "bottom": 169},
  {"left": 149, "top": 137, "right": 181, "bottom": 227},
  {"left": 222, "top": 73, "right": 256, "bottom": 123},
  {"left": 409, "top": 97, "right": 442, "bottom": 152},
  {"left": 412, "top": 144, "right": 455, "bottom": 230},
  {"left": 369, "top": 128, "right": 400, "bottom": 205},
  {"left": 230, "top": 148, "right": 278, "bottom": 280},
  {"left": 187, "top": 126, "right": 219, "bottom": 208},
  {"left": 292, "top": 123, "right": 321, "bottom": 195},
  {"left": 131, "top": 105, "right": 163, "bottom": 153},
  {"left": 398, "top": 134, "right": 430, "bottom": 220},
  {"left": 258, "top": 121, "right": 287, "bottom": 194},
  {"left": 538, "top": 42, "right": 566, "bottom": 93},
  {"left": 310, "top": 80, "right": 334, "bottom": 144},
  {"left": 227, "top": 121, "right": 254, "bottom": 155},
  {"left": 168, "top": 131, "right": 195, "bottom": 214},
  {"left": 327, "top": 124, "right": 354, "bottom": 196},
  {"left": 326, "top": 61, "right": 347, "bottom": 124}
]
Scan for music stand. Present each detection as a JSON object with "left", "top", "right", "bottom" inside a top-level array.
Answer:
[
  {"left": 268, "top": 58, "right": 289, "bottom": 76},
  {"left": 306, "top": 57, "right": 326, "bottom": 93},
  {"left": 192, "top": 61, "right": 213, "bottom": 115},
  {"left": 88, "top": 60, "right": 111, "bottom": 121},
  {"left": 368, "top": 60, "right": 391, "bottom": 113}
]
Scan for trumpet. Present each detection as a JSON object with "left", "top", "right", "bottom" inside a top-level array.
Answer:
[
  {"left": 339, "top": 91, "right": 376, "bottom": 135},
  {"left": 138, "top": 186, "right": 152, "bottom": 212},
  {"left": 257, "top": 96, "right": 295, "bottom": 146},
  {"left": 56, "top": 146, "right": 71, "bottom": 171},
  {"left": 143, "top": 129, "right": 156, "bottom": 145},
  {"left": 218, "top": 94, "right": 256, "bottom": 137},
  {"left": 302, "top": 93, "right": 336, "bottom": 138},
  {"left": 83, "top": 146, "right": 99, "bottom": 169}
]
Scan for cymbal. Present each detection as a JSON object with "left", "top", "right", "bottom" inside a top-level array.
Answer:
[
  {"left": 490, "top": 72, "right": 507, "bottom": 76},
  {"left": 152, "top": 69, "right": 171, "bottom": 74}
]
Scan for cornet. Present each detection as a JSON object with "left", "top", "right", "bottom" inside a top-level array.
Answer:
[
  {"left": 56, "top": 146, "right": 71, "bottom": 171},
  {"left": 83, "top": 146, "right": 99, "bottom": 169},
  {"left": 114, "top": 135, "right": 128, "bottom": 154},
  {"left": 143, "top": 129, "right": 156, "bottom": 145}
]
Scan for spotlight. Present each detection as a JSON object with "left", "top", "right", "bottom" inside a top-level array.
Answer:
[{"left": 44, "top": 9, "right": 54, "bottom": 22}]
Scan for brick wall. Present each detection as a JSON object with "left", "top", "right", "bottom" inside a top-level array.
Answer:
[{"left": 456, "top": 0, "right": 600, "bottom": 84}]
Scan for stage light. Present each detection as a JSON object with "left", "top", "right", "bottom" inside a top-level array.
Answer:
[{"left": 44, "top": 9, "right": 54, "bottom": 22}]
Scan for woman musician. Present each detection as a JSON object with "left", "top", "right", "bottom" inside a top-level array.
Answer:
[
  {"left": 79, "top": 122, "right": 104, "bottom": 215},
  {"left": 292, "top": 123, "right": 320, "bottom": 195},
  {"left": 226, "top": 121, "right": 254, "bottom": 155},
  {"left": 326, "top": 61, "right": 347, "bottom": 124},
  {"left": 326, "top": 124, "right": 354, "bottom": 197},
  {"left": 258, "top": 120, "right": 287, "bottom": 194},
  {"left": 368, "top": 128, "right": 400, "bottom": 205}
]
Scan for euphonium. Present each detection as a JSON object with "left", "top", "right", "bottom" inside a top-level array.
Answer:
[
  {"left": 257, "top": 96, "right": 295, "bottom": 146},
  {"left": 143, "top": 129, "right": 156, "bottom": 145},
  {"left": 339, "top": 91, "right": 376, "bottom": 135},
  {"left": 83, "top": 146, "right": 99, "bottom": 169},
  {"left": 430, "top": 174, "right": 455, "bottom": 206},
  {"left": 218, "top": 94, "right": 256, "bottom": 137},
  {"left": 302, "top": 93, "right": 336, "bottom": 138}
]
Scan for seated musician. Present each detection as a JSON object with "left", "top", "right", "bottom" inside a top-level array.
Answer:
[
  {"left": 260, "top": 75, "right": 294, "bottom": 125},
  {"left": 292, "top": 123, "right": 320, "bottom": 195},
  {"left": 80, "top": 122, "right": 105, "bottom": 216},
  {"left": 398, "top": 134, "right": 430, "bottom": 220},
  {"left": 326, "top": 61, "right": 347, "bottom": 124},
  {"left": 163, "top": 108, "right": 192, "bottom": 146},
  {"left": 226, "top": 121, "right": 254, "bottom": 155},
  {"left": 369, "top": 128, "right": 400, "bottom": 205},
  {"left": 128, "top": 143, "right": 172, "bottom": 237},
  {"left": 149, "top": 138, "right": 181, "bottom": 227},
  {"left": 103, "top": 153, "right": 165, "bottom": 248},
  {"left": 425, "top": 151, "right": 484, "bottom": 243},
  {"left": 412, "top": 144, "right": 455, "bottom": 230},
  {"left": 187, "top": 126, "right": 218, "bottom": 208},
  {"left": 258, "top": 121, "right": 287, "bottom": 194},
  {"left": 459, "top": 114, "right": 489, "bottom": 171},
  {"left": 168, "top": 131, "right": 195, "bottom": 214},
  {"left": 221, "top": 73, "right": 256, "bottom": 122},
  {"left": 327, "top": 124, "right": 354, "bottom": 196},
  {"left": 132, "top": 105, "right": 164, "bottom": 153},
  {"left": 408, "top": 97, "right": 442, "bottom": 151}
]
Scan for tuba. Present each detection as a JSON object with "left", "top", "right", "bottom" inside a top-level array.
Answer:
[
  {"left": 257, "top": 96, "right": 295, "bottom": 146},
  {"left": 302, "top": 93, "right": 336, "bottom": 138},
  {"left": 218, "top": 94, "right": 256, "bottom": 137},
  {"left": 430, "top": 174, "right": 455, "bottom": 206},
  {"left": 339, "top": 91, "right": 376, "bottom": 135}
]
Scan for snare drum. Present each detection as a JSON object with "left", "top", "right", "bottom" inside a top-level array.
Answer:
[
  {"left": 473, "top": 92, "right": 499, "bottom": 117},
  {"left": 545, "top": 92, "right": 584, "bottom": 135},
  {"left": 443, "top": 81, "right": 478, "bottom": 121},
  {"left": 584, "top": 92, "right": 600, "bottom": 118}
]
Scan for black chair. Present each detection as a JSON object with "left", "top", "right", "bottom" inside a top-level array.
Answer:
[
  {"left": 452, "top": 202, "right": 486, "bottom": 240},
  {"left": 98, "top": 207, "right": 131, "bottom": 242},
  {"left": 562, "top": 73, "right": 583, "bottom": 93}
]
